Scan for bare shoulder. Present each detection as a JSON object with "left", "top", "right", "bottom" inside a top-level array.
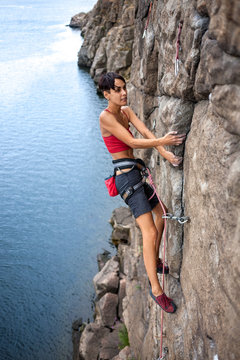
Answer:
[
  {"left": 122, "top": 106, "right": 136, "bottom": 121},
  {"left": 100, "top": 110, "right": 114, "bottom": 125},
  {"left": 99, "top": 111, "right": 118, "bottom": 138},
  {"left": 121, "top": 106, "right": 133, "bottom": 119},
  {"left": 99, "top": 110, "right": 107, "bottom": 121},
  {"left": 99, "top": 111, "right": 111, "bottom": 136},
  {"left": 99, "top": 110, "right": 110, "bottom": 126}
]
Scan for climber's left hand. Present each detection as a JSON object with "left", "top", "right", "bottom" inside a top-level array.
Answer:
[{"left": 163, "top": 151, "right": 183, "bottom": 166}]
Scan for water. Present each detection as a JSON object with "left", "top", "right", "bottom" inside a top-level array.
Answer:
[{"left": 0, "top": 1, "right": 122, "bottom": 359}]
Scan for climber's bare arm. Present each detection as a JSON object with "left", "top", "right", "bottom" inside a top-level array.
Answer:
[
  {"left": 123, "top": 106, "right": 186, "bottom": 166},
  {"left": 100, "top": 110, "right": 185, "bottom": 149}
]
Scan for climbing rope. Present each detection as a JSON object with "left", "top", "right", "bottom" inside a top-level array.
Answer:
[
  {"left": 175, "top": 21, "right": 183, "bottom": 76},
  {"left": 146, "top": 168, "right": 189, "bottom": 360},
  {"left": 142, "top": 1, "right": 153, "bottom": 38},
  {"left": 146, "top": 168, "right": 167, "bottom": 359}
]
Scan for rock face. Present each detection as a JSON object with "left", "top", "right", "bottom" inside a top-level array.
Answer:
[
  {"left": 73, "top": 0, "right": 135, "bottom": 82},
  {"left": 74, "top": 0, "right": 240, "bottom": 359}
]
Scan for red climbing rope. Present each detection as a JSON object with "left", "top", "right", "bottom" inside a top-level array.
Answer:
[
  {"left": 175, "top": 21, "right": 183, "bottom": 76},
  {"left": 142, "top": 1, "right": 153, "bottom": 38},
  {"left": 146, "top": 168, "right": 167, "bottom": 359},
  {"left": 147, "top": 167, "right": 189, "bottom": 359}
]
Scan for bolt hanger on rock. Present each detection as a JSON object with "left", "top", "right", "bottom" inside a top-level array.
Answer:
[
  {"left": 142, "top": 1, "right": 153, "bottom": 38},
  {"left": 175, "top": 21, "right": 183, "bottom": 76},
  {"left": 156, "top": 352, "right": 167, "bottom": 360}
]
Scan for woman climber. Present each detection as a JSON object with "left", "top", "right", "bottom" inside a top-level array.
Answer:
[{"left": 99, "top": 72, "right": 186, "bottom": 313}]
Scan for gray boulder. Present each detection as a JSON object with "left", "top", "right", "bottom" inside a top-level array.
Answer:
[
  {"left": 99, "top": 322, "right": 122, "bottom": 359},
  {"left": 112, "top": 346, "right": 132, "bottom": 360},
  {"left": 93, "top": 256, "right": 119, "bottom": 299},
  {"left": 69, "top": 12, "right": 88, "bottom": 29},
  {"left": 96, "top": 292, "right": 118, "bottom": 327},
  {"left": 79, "top": 323, "right": 110, "bottom": 360}
]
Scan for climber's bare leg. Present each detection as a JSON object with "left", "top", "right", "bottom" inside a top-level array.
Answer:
[
  {"left": 136, "top": 211, "right": 163, "bottom": 297},
  {"left": 152, "top": 202, "right": 168, "bottom": 260}
]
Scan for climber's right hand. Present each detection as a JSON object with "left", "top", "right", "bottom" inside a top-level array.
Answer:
[{"left": 161, "top": 131, "right": 186, "bottom": 146}]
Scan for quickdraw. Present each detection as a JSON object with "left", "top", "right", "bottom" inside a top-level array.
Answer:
[
  {"left": 175, "top": 21, "right": 183, "bottom": 76},
  {"left": 142, "top": 1, "right": 153, "bottom": 38},
  {"left": 162, "top": 213, "right": 189, "bottom": 224},
  {"left": 157, "top": 356, "right": 166, "bottom": 360}
]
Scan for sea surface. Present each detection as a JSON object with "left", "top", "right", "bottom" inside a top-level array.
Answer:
[{"left": 0, "top": 1, "right": 122, "bottom": 359}]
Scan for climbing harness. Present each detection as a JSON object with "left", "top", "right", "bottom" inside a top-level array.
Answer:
[
  {"left": 142, "top": 1, "right": 153, "bottom": 38},
  {"left": 122, "top": 178, "right": 145, "bottom": 201},
  {"left": 175, "top": 21, "right": 183, "bottom": 76},
  {"left": 112, "top": 158, "right": 147, "bottom": 201},
  {"left": 146, "top": 167, "right": 189, "bottom": 360},
  {"left": 162, "top": 213, "right": 189, "bottom": 224}
]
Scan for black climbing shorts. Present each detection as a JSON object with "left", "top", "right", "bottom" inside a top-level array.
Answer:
[{"left": 115, "top": 167, "right": 159, "bottom": 219}]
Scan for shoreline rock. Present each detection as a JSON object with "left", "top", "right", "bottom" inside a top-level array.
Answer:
[
  {"left": 76, "top": 207, "right": 134, "bottom": 360},
  {"left": 69, "top": 12, "right": 89, "bottom": 30},
  {"left": 72, "top": 318, "right": 85, "bottom": 360},
  {"left": 73, "top": 0, "right": 135, "bottom": 84}
]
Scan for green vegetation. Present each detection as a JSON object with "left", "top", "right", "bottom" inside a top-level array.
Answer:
[
  {"left": 118, "top": 324, "right": 130, "bottom": 350},
  {"left": 135, "top": 283, "right": 141, "bottom": 290}
]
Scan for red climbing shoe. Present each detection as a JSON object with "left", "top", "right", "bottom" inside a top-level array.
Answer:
[
  {"left": 157, "top": 258, "right": 169, "bottom": 274},
  {"left": 150, "top": 289, "right": 177, "bottom": 313}
]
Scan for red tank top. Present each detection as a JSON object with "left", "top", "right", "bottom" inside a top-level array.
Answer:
[{"left": 102, "top": 109, "right": 133, "bottom": 154}]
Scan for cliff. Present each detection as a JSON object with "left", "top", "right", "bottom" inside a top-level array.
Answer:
[{"left": 70, "top": 0, "right": 240, "bottom": 359}]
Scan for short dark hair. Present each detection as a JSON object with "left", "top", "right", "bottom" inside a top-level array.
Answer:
[{"left": 99, "top": 72, "right": 126, "bottom": 92}]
